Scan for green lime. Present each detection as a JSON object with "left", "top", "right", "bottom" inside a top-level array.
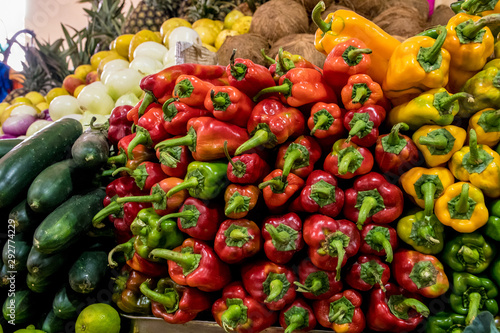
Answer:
[{"left": 75, "top": 303, "right": 120, "bottom": 333}]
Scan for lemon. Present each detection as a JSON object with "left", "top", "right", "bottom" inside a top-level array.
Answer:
[
  {"left": 75, "top": 303, "right": 120, "bottom": 333},
  {"left": 46, "top": 87, "right": 70, "bottom": 104},
  {"left": 160, "top": 18, "right": 191, "bottom": 39},
  {"left": 232, "top": 16, "right": 252, "bottom": 35},
  {"left": 214, "top": 20, "right": 224, "bottom": 32},
  {"left": 192, "top": 18, "right": 217, "bottom": 31},
  {"left": 73, "top": 84, "right": 86, "bottom": 98},
  {"left": 110, "top": 34, "right": 134, "bottom": 59},
  {"left": 74, "top": 64, "right": 94, "bottom": 81},
  {"left": 194, "top": 26, "right": 218, "bottom": 46},
  {"left": 215, "top": 29, "right": 239, "bottom": 50},
  {"left": 11, "top": 97, "right": 32, "bottom": 105},
  {"left": 129, "top": 30, "right": 162, "bottom": 61},
  {"left": 25, "top": 91, "right": 46, "bottom": 105},
  {"left": 90, "top": 50, "right": 115, "bottom": 70},
  {"left": 202, "top": 43, "right": 218, "bottom": 52},
  {"left": 36, "top": 101, "right": 49, "bottom": 111},
  {"left": 224, "top": 10, "right": 244, "bottom": 29}
]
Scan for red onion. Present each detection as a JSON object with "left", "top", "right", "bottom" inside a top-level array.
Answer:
[
  {"left": 2, "top": 114, "right": 37, "bottom": 136},
  {"left": 0, "top": 134, "right": 17, "bottom": 139}
]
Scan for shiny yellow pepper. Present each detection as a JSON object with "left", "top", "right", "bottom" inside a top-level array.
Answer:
[
  {"left": 468, "top": 108, "right": 500, "bottom": 147},
  {"left": 434, "top": 182, "right": 489, "bottom": 233},
  {"left": 311, "top": 2, "right": 400, "bottom": 85},
  {"left": 413, "top": 125, "right": 467, "bottom": 167}
]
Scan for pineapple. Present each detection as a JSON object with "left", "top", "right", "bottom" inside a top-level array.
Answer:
[{"left": 185, "top": 0, "right": 236, "bottom": 22}]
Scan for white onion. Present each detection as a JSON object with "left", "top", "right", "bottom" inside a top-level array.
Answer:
[{"left": 25, "top": 120, "right": 53, "bottom": 137}]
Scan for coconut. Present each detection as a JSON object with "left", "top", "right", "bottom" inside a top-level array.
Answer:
[
  {"left": 382, "top": 0, "right": 429, "bottom": 22},
  {"left": 338, "top": 0, "right": 385, "bottom": 19},
  {"left": 249, "top": 0, "right": 309, "bottom": 43},
  {"left": 373, "top": 6, "right": 425, "bottom": 39},
  {"left": 269, "top": 34, "right": 327, "bottom": 68},
  {"left": 217, "top": 33, "right": 271, "bottom": 67},
  {"left": 428, "top": 5, "right": 455, "bottom": 28},
  {"left": 301, "top": 0, "right": 334, "bottom": 15}
]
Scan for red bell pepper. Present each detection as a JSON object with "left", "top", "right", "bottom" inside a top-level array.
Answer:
[
  {"left": 107, "top": 133, "right": 157, "bottom": 169},
  {"left": 172, "top": 75, "right": 214, "bottom": 108},
  {"left": 149, "top": 238, "right": 231, "bottom": 292},
  {"left": 241, "top": 260, "right": 297, "bottom": 311},
  {"left": 375, "top": 122, "right": 420, "bottom": 177},
  {"left": 214, "top": 219, "right": 262, "bottom": 264},
  {"left": 392, "top": 249, "right": 449, "bottom": 298},
  {"left": 343, "top": 172, "right": 404, "bottom": 230},
  {"left": 343, "top": 105, "right": 386, "bottom": 147},
  {"left": 291, "top": 170, "right": 344, "bottom": 218},
  {"left": 307, "top": 102, "right": 345, "bottom": 142},
  {"left": 323, "top": 38, "right": 372, "bottom": 93},
  {"left": 258, "top": 169, "right": 305, "bottom": 213},
  {"left": 262, "top": 212, "right": 304, "bottom": 264},
  {"left": 162, "top": 98, "right": 212, "bottom": 136},
  {"left": 140, "top": 277, "right": 211, "bottom": 324},
  {"left": 341, "top": 74, "right": 388, "bottom": 111},
  {"left": 212, "top": 281, "right": 278, "bottom": 333},
  {"left": 279, "top": 298, "right": 317, "bottom": 333},
  {"left": 156, "top": 142, "right": 193, "bottom": 178},
  {"left": 127, "top": 98, "right": 160, "bottom": 124},
  {"left": 225, "top": 143, "right": 270, "bottom": 184},
  {"left": 224, "top": 184, "right": 260, "bottom": 219},
  {"left": 108, "top": 105, "right": 133, "bottom": 147},
  {"left": 253, "top": 68, "right": 337, "bottom": 107},
  {"left": 366, "top": 283, "right": 430, "bottom": 332},
  {"left": 112, "top": 161, "right": 167, "bottom": 192},
  {"left": 275, "top": 135, "right": 322, "bottom": 179},
  {"left": 294, "top": 258, "right": 343, "bottom": 300},
  {"left": 323, "top": 139, "right": 374, "bottom": 179},
  {"left": 155, "top": 117, "right": 249, "bottom": 162},
  {"left": 235, "top": 97, "right": 305, "bottom": 155},
  {"left": 303, "top": 215, "right": 360, "bottom": 280},
  {"left": 262, "top": 48, "right": 320, "bottom": 82},
  {"left": 345, "top": 254, "right": 391, "bottom": 291},
  {"left": 127, "top": 251, "right": 168, "bottom": 277},
  {"left": 204, "top": 86, "right": 254, "bottom": 128},
  {"left": 312, "top": 289, "right": 366, "bottom": 333},
  {"left": 360, "top": 223, "right": 399, "bottom": 263},
  {"left": 113, "top": 265, "right": 154, "bottom": 315}
]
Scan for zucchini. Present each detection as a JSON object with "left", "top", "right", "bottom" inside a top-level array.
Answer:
[
  {"left": 71, "top": 123, "right": 110, "bottom": 169},
  {"left": 0, "top": 118, "right": 82, "bottom": 209},
  {"left": 42, "top": 310, "right": 66, "bottom": 333},
  {"left": 26, "top": 272, "right": 62, "bottom": 294},
  {"left": 33, "top": 188, "right": 105, "bottom": 254},
  {"left": 27, "top": 159, "right": 78, "bottom": 213},
  {"left": 8, "top": 199, "right": 44, "bottom": 233},
  {"left": 2, "top": 289, "right": 39, "bottom": 325},
  {"left": 0, "top": 139, "right": 23, "bottom": 158},
  {"left": 68, "top": 250, "right": 108, "bottom": 294},
  {"left": 2, "top": 233, "right": 30, "bottom": 272},
  {"left": 26, "top": 246, "right": 71, "bottom": 279},
  {"left": 52, "top": 285, "right": 84, "bottom": 320}
]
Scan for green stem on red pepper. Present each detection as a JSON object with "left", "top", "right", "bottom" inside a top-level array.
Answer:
[
  {"left": 138, "top": 92, "right": 156, "bottom": 117},
  {"left": 166, "top": 177, "right": 199, "bottom": 197},
  {"left": 221, "top": 302, "right": 245, "bottom": 332},
  {"left": 252, "top": 79, "right": 293, "bottom": 102},
  {"left": 149, "top": 248, "right": 201, "bottom": 276},
  {"left": 108, "top": 240, "right": 134, "bottom": 268},
  {"left": 357, "top": 196, "right": 378, "bottom": 230},
  {"left": 265, "top": 224, "right": 291, "bottom": 247},
  {"left": 92, "top": 201, "right": 121, "bottom": 227},
  {"left": 261, "top": 49, "right": 276, "bottom": 65},
  {"left": 284, "top": 312, "right": 305, "bottom": 333},
  {"left": 139, "top": 280, "right": 178, "bottom": 309},
  {"left": 259, "top": 177, "right": 286, "bottom": 192},
  {"left": 344, "top": 47, "right": 372, "bottom": 65},
  {"left": 235, "top": 126, "right": 276, "bottom": 155},
  {"left": 366, "top": 228, "right": 394, "bottom": 263},
  {"left": 351, "top": 83, "right": 370, "bottom": 105},
  {"left": 388, "top": 295, "right": 430, "bottom": 319},
  {"left": 266, "top": 279, "right": 284, "bottom": 302}
]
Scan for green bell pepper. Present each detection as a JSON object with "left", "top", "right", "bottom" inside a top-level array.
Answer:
[
  {"left": 482, "top": 199, "right": 500, "bottom": 241},
  {"left": 396, "top": 211, "right": 445, "bottom": 254},
  {"left": 491, "top": 258, "right": 500, "bottom": 290},
  {"left": 450, "top": 272, "right": 499, "bottom": 326},
  {"left": 441, "top": 232, "right": 496, "bottom": 274},
  {"left": 425, "top": 312, "right": 467, "bottom": 333},
  {"left": 459, "top": 62, "right": 500, "bottom": 118}
]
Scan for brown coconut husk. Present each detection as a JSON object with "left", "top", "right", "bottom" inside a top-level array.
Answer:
[
  {"left": 373, "top": 6, "right": 425, "bottom": 39},
  {"left": 217, "top": 34, "right": 271, "bottom": 67},
  {"left": 269, "top": 34, "right": 327, "bottom": 68},
  {"left": 382, "top": 0, "right": 430, "bottom": 22},
  {"left": 338, "top": 0, "right": 385, "bottom": 20},
  {"left": 301, "top": 0, "right": 334, "bottom": 15},
  {"left": 249, "top": 0, "right": 309, "bottom": 43},
  {"left": 427, "top": 5, "right": 455, "bottom": 28}
]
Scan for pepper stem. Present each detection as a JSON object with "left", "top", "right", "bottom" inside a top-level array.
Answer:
[
  {"left": 230, "top": 49, "right": 245, "bottom": 77},
  {"left": 387, "top": 123, "right": 409, "bottom": 146},
  {"left": 107, "top": 152, "right": 127, "bottom": 165},
  {"left": 107, "top": 242, "right": 133, "bottom": 268},
  {"left": 311, "top": 113, "right": 329, "bottom": 135},
  {"left": 235, "top": 129, "right": 270, "bottom": 155},
  {"left": 278, "top": 48, "right": 294, "bottom": 72},
  {"left": 261, "top": 49, "right": 276, "bottom": 64},
  {"left": 347, "top": 48, "right": 372, "bottom": 62},
  {"left": 229, "top": 228, "right": 249, "bottom": 240},
  {"left": 127, "top": 131, "right": 150, "bottom": 159},
  {"left": 265, "top": 279, "right": 284, "bottom": 302},
  {"left": 455, "top": 183, "right": 470, "bottom": 214},
  {"left": 468, "top": 129, "right": 482, "bottom": 165},
  {"left": 484, "top": 110, "right": 500, "bottom": 126},
  {"left": 436, "top": 92, "right": 471, "bottom": 112},
  {"left": 111, "top": 166, "right": 133, "bottom": 177},
  {"left": 115, "top": 193, "right": 162, "bottom": 204},
  {"left": 149, "top": 248, "right": 199, "bottom": 274},
  {"left": 282, "top": 148, "right": 302, "bottom": 178},
  {"left": 154, "top": 133, "right": 194, "bottom": 150},
  {"left": 294, "top": 279, "right": 322, "bottom": 294},
  {"left": 221, "top": 304, "right": 242, "bottom": 332},
  {"left": 330, "top": 239, "right": 345, "bottom": 281},
  {"left": 252, "top": 80, "right": 292, "bottom": 102},
  {"left": 311, "top": 1, "right": 330, "bottom": 33},
  {"left": 329, "top": 308, "right": 345, "bottom": 323},
  {"left": 223, "top": 140, "right": 238, "bottom": 170},
  {"left": 92, "top": 201, "right": 122, "bottom": 227},
  {"left": 392, "top": 297, "right": 430, "bottom": 318},
  {"left": 265, "top": 224, "right": 291, "bottom": 244},
  {"left": 421, "top": 181, "right": 437, "bottom": 218},
  {"left": 418, "top": 225, "right": 440, "bottom": 244},
  {"left": 465, "top": 292, "right": 482, "bottom": 325},
  {"left": 157, "top": 211, "right": 195, "bottom": 230},
  {"left": 458, "top": 245, "right": 480, "bottom": 264},
  {"left": 258, "top": 178, "right": 285, "bottom": 192},
  {"left": 357, "top": 196, "right": 377, "bottom": 230},
  {"left": 139, "top": 281, "right": 177, "bottom": 308},
  {"left": 418, "top": 26, "right": 447, "bottom": 66},
  {"left": 365, "top": 265, "right": 386, "bottom": 292},
  {"left": 348, "top": 119, "right": 367, "bottom": 139},
  {"left": 211, "top": 89, "right": 227, "bottom": 108},
  {"left": 284, "top": 314, "right": 304, "bottom": 333},
  {"left": 138, "top": 92, "right": 155, "bottom": 117},
  {"left": 370, "top": 231, "right": 394, "bottom": 263},
  {"left": 166, "top": 176, "right": 199, "bottom": 197},
  {"left": 158, "top": 149, "right": 179, "bottom": 168},
  {"left": 462, "top": 14, "right": 500, "bottom": 39},
  {"left": 351, "top": 85, "right": 369, "bottom": 104},
  {"left": 225, "top": 195, "right": 247, "bottom": 215},
  {"left": 418, "top": 134, "right": 448, "bottom": 150},
  {"left": 338, "top": 151, "right": 357, "bottom": 175}
]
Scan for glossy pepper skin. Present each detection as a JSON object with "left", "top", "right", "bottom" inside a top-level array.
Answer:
[
  {"left": 258, "top": 169, "right": 305, "bottom": 213},
  {"left": 279, "top": 298, "right": 317, "bottom": 333},
  {"left": 108, "top": 105, "right": 133, "bottom": 148},
  {"left": 227, "top": 51, "right": 276, "bottom": 98},
  {"left": 241, "top": 260, "right": 297, "bottom": 311},
  {"left": 112, "top": 266, "right": 154, "bottom": 315},
  {"left": 396, "top": 211, "right": 445, "bottom": 255},
  {"left": 450, "top": 272, "right": 499, "bottom": 325},
  {"left": 367, "top": 283, "right": 430, "bottom": 332},
  {"left": 484, "top": 199, "right": 500, "bottom": 241},
  {"left": 140, "top": 277, "right": 211, "bottom": 324},
  {"left": 344, "top": 172, "right": 404, "bottom": 230},
  {"left": 212, "top": 281, "right": 277, "bottom": 333},
  {"left": 360, "top": 224, "right": 398, "bottom": 263},
  {"left": 107, "top": 133, "right": 157, "bottom": 170},
  {"left": 346, "top": 255, "right": 390, "bottom": 292},
  {"left": 156, "top": 140, "right": 193, "bottom": 178},
  {"left": 214, "top": 219, "right": 262, "bottom": 264},
  {"left": 275, "top": 135, "right": 322, "bottom": 179},
  {"left": 307, "top": 102, "right": 345, "bottom": 142},
  {"left": 413, "top": 125, "right": 467, "bottom": 167},
  {"left": 225, "top": 150, "right": 270, "bottom": 184},
  {"left": 303, "top": 215, "right": 360, "bottom": 279},
  {"left": 291, "top": 170, "right": 344, "bottom": 218},
  {"left": 264, "top": 47, "right": 320, "bottom": 82},
  {"left": 341, "top": 74, "right": 387, "bottom": 111},
  {"left": 261, "top": 212, "right": 304, "bottom": 264},
  {"left": 224, "top": 184, "right": 260, "bottom": 219},
  {"left": 343, "top": 105, "right": 386, "bottom": 147},
  {"left": 149, "top": 238, "right": 231, "bottom": 292},
  {"left": 127, "top": 250, "right": 169, "bottom": 278},
  {"left": 294, "top": 258, "right": 343, "bottom": 300},
  {"left": 112, "top": 161, "right": 167, "bottom": 192},
  {"left": 172, "top": 75, "right": 214, "bottom": 108},
  {"left": 442, "top": 232, "right": 496, "bottom": 274},
  {"left": 312, "top": 289, "right": 366, "bottom": 333},
  {"left": 392, "top": 249, "right": 449, "bottom": 298},
  {"left": 204, "top": 86, "right": 254, "bottom": 128},
  {"left": 425, "top": 312, "right": 467, "bottom": 333},
  {"left": 469, "top": 108, "right": 500, "bottom": 146},
  {"left": 161, "top": 98, "right": 211, "bottom": 136},
  {"left": 323, "top": 139, "right": 374, "bottom": 180}
]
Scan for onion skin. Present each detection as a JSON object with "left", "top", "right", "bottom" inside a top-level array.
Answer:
[{"left": 2, "top": 114, "right": 37, "bottom": 136}]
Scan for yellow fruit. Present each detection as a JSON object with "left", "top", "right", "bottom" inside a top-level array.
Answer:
[
  {"left": 73, "top": 84, "right": 86, "bottom": 98},
  {"left": 215, "top": 29, "right": 240, "bottom": 50},
  {"left": 224, "top": 10, "right": 244, "bottom": 29},
  {"left": 202, "top": 43, "right": 218, "bottom": 52},
  {"left": 232, "top": 16, "right": 252, "bottom": 35},
  {"left": 12, "top": 97, "right": 32, "bottom": 105},
  {"left": 97, "top": 54, "right": 127, "bottom": 78},
  {"left": 36, "top": 101, "right": 50, "bottom": 111},
  {"left": 75, "top": 303, "right": 120, "bottom": 333},
  {"left": 192, "top": 18, "right": 217, "bottom": 30},
  {"left": 0, "top": 104, "right": 23, "bottom": 124},
  {"left": 46, "top": 87, "right": 69, "bottom": 104},
  {"left": 24, "top": 91, "right": 45, "bottom": 105},
  {"left": 74, "top": 64, "right": 94, "bottom": 81},
  {"left": 160, "top": 18, "right": 191, "bottom": 39},
  {"left": 214, "top": 20, "right": 224, "bottom": 32},
  {"left": 110, "top": 34, "right": 134, "bottom": 59},
  {"left": 91, "top": 50, "right": 115, "bottom": 70},
  {"left": 194, "top": 26, "right": 218, "bottom": 46},
  {"left": 129, "top": 30, "right": 162, "bottom": 61}
]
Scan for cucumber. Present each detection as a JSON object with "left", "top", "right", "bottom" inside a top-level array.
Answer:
[
  {"left": 68, "top": 250, "right": 108, "bottom": 294},
  {"left": 0, "top": 139, "right": 23, "bottom": 158},
  {"left": 0, "top": 118, "right": 82, "bottom": 209},
  {"left": 2, "top": 289, "right": 39, "bottom": 325},
  {"left": 52, "top": 285, "right": 84, "bottom": 320},
  {"left": 33, "top": 188, "right": 106, "bottom": 254},
  {"left": 8, "top": 199, "right": 44, "bottom": 233},
  {"left": 26, "top": 271, "right": 63, "bottom": 294},
  {"left": 42, "top": 310, "right": 67, "bottom": 333},
  {"left": 27, "top": 159, "right": 78, "bottom": 213},
  {"left": 26, "top": 246, "right": 71, "bottom": 279},
  {"left": 71, "top": 125, "right": 110, "bottom": 169},
  {"left": 2, "top": 233, "right": 31, "bottom": 272}
]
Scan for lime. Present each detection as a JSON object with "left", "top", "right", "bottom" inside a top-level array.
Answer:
[{"left": 75, "top": 303, "right": 120, "bottom": 333}]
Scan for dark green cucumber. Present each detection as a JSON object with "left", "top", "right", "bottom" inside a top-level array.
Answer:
[
  {"left": 2, "top": 233, "right": 31, "bottom": 272},
  {"left": 8, "top": 199, "right": 44, "bottom": 233},
  {"left": 26, "top": 271, "right": 63, "bottom": 294},
  {"left": 2, "top": 289, "right": 39, "bottom": 324},
  {"left": 68, "top": 250, "right": 108, "bottom": 294},
  {"left": 27, "top": 159, "right": 78, "bottom": 213},
  {"left": 26, "top": 246, "right": 71, "bottom": 279},
  {"left": 0, "top": 139, "right": 23, "bottom": 158},
  {"left": 0, "top": 118, "right": 83, "bottom": 209},
  {"left": 71, "top": 127, "right": 110, "bottom": 169},
  {"left": 33, "top": 188, "right": 105, "bottom": 254},
  {"left": 42, "top": 310, "right": 67, "bottom": 333},
  {"left": 52, "top": 285, "right": 84, "bottom": 320}
]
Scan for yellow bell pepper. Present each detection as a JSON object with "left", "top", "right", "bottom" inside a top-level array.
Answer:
[
  {"left": 413, "top": 125, "right": 467, "bottom": 167},
  {"left": 399, "top": 167, "right": 455, "bottom": 218},
  {"left": 468, "top": 108, "right": 500, "bottom": 147},
  {"left": 383, "top": 26, "right": 451, "bottom": 106},
  {"left": 434, "top": 182, "right": 489, "bottom": 233},
  {"left": 449, "top": 129, "right": 500, "bottom": 198},
  {"left": 311, "top": 2, "right": 400, "bottom": 85}
]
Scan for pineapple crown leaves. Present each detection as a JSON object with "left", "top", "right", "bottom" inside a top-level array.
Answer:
[{"left": 186, "top": 0, "right": 236, "bottom": 22}]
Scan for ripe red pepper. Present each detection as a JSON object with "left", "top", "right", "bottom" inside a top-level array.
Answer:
[
  {"left": 279, "top": 298, "right": 317, "bottom": 333},
  {"left": 344, "top": 172, "right": 404, "bottom": 230},
  {"left": 108, "top": 133, "right": 157, "bottom": 169},
  {"left": 343, "top": 105, "right": 386, "bottom": 147},
  {"left": 275, "top": 135, "right": 322, "bottom": 179},
  {"left": 204, "top": 86, "right": 255, "bottom": 128},
  {"left": 212, "top": 281, "right": 278, "bottom": 333},
  {"left": 345, "top": 255, "right": 391, "bottom": 292},
  {"left": 150, "top": 238, "right": 231, "bottom": 292},
  {"left": 214, "top": 219, "right": 262, "bottom": 264},
  {"left": 366, "top": 283, "right": 430, "bottom": 332},
  {"left": 127, "top": 252, "right": 168, "bottom": 277},
  {"left": 127, "top": 98, "right": 160, "bottom": 124},
  {"left": 312, "top": 289, "right": 366, "bottom": 333},
  {"left": 156, "top": 142, "right": 193, "bottom": 178},
  {"left": 113, "top": 265, "right": 154, "bottom": 315},
  {"left": 241, "top": 260, "right": 297, "bottom": 311},
  {"left": 172, "top": 75, "right": 214, "bottom": 108},
  {"left": 224, "top": 184, "right": 260, "bottom": 219},
  {"left": 341, "top": 74, "right": 388, "bottom": 111},
  {"left": 375, "top": 122, "right": 420, "bottom": 176},
  {"left": 323, "top": 139, "right": 374, "bottom": 179},
  {"left": 263, "top": 48, "right": 320, "bottom": 82},
  {"left": 291, "top": 170, "right": 345, "bottom": 218},
  {"left": 235, "top": 98, "right": 305, "bottom": 155},
  {"left": 294, "top": 258, "right": 343, "bottom": 300},
  {"left": 360, "top": 223, "right": 399, "bottom": 263},
  {"left": 258, "top": 169, "right": 305, "bottom": 213},
  {"left": 307, "top": 102, "right": 345, "bottom": 142},
  {"left": 162, "top": 98, "right": 211, "bottom": 136},
  {"left": 392, "top": 249, "right": 449, "bottom": 298},
  {"left": 108, "top": 105, "right": 133, "bottom": 147},
  {"left": 112, "top": 161, "right": 167, "bottom": 192},
  {"left": 323, "top": 38, "right": 372, "bottom": 93},
  {"left": 262, "top": 212, "right": 304, "bottom": 264},
  {"left": 225, "top": 142, "right": 270, "bottom": 184},
  {"left": 155, "top": 117, "right": 249, "bottom": 162},
  {"left": 303, "top": 215, "right": 360, "bottom": 279}
]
